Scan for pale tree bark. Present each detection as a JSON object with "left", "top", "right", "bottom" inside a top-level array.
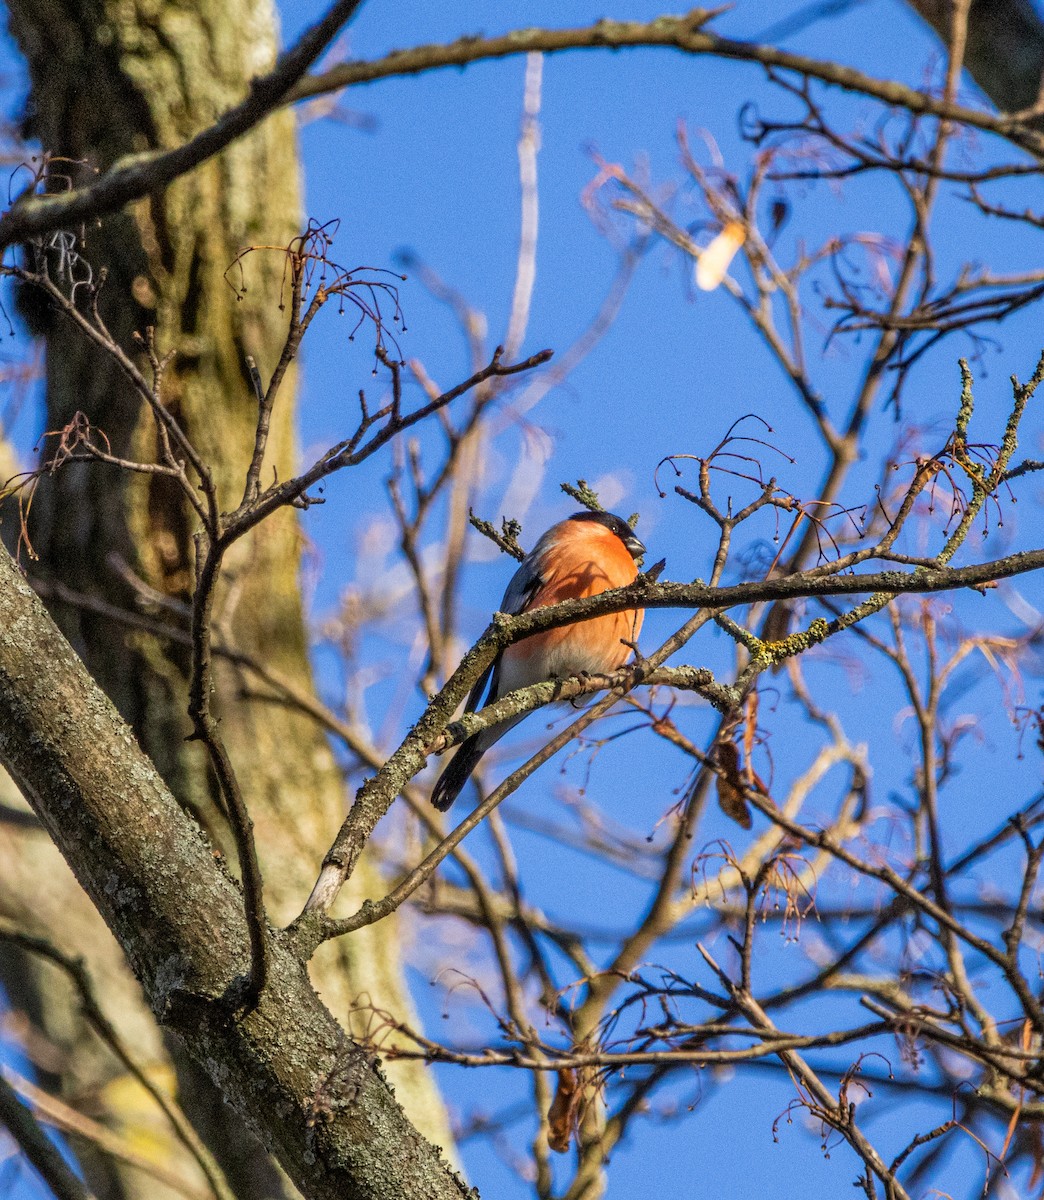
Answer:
[
  {"left": 0, "top": 2, "right": 451, "bottom": 1197},
  {"left": 904, "top": 0, "right": 1044, "bottom": 114},
  {"left": 0, "top": 436, "right": 16, "bottom": 489}
]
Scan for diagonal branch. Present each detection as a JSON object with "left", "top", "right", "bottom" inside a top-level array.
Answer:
[
  {"left": 0, "top": 0, "right": 366, "bottom": 251},
  {"left": 0, "top": 539, "right": 470, "bottom": 1200},
  {"left": 291, "top": 10, "right": 1044, "bottom": 155}
]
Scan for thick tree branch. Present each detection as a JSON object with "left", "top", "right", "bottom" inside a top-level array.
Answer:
[{"left": 0, "top": 541, "right": 468, "bottom": 1200}]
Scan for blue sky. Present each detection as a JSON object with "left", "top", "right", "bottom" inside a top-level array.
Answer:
[{"left": 4, "top": 2, "right": 1044, "bottom": 1198}]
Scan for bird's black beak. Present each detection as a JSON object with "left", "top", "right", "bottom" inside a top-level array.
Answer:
[{"left": 624, "top": 532, "right": 646, "bottom": 562}]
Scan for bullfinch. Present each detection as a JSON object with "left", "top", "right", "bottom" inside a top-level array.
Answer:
[{"left": 431, "top": 510, "right": 646, "bottom": 811}]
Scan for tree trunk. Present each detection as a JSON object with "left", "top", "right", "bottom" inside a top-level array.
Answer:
[{"left": 1, "top": 2, "right": 451, "bottom": 1196}]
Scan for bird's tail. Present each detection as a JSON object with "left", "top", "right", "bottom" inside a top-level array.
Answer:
[
  {"left": 431, "top": 710, "right": 527, "bottom": 812},
  {"left": 431, "top": 734, "right": 485, "bottom": 811}
]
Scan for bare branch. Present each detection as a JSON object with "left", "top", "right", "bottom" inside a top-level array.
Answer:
[
  {"left": 291, "top": 12, "right": 1044, "bottom": 157},
  {"left": 0, "top": 0, "right": 367, "bottom": 250}
]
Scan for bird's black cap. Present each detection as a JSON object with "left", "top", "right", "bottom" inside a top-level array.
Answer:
[{"left": 569, "top": 510, "right": 646, "bottom": 561}]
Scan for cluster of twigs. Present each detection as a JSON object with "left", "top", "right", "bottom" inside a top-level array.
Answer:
[{"left": 0, "top": 224, "right": 551, "bottom": 1010}]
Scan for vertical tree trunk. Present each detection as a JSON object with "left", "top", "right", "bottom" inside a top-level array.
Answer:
[{"left": 0, "top": 3, "right": 451, "bottom": 1196}]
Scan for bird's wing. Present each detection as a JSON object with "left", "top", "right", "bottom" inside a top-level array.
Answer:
[
  {"left": 463, "top": 661, "right": 495, "bottom": 714},
  {"left": 472, "top": 544, "right": 548, "bottom": 710},
  {"left": 499, "top": 549, "right": 546, "bottom": 616},
  {"left": 432, "top": 537, "right": 555, "bottom": 811}
]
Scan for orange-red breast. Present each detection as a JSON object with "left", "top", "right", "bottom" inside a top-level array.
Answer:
[{"left": 431, "top": 511, "right": 645, "bottom": 811}]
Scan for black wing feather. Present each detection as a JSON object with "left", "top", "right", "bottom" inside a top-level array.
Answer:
[{"left": 430, "top": 557, "right": 545, "bottom": 811}]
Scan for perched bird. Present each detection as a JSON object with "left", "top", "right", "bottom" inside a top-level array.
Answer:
[{"left": 431, "top": 510, "right": 646, "bottom": 811}]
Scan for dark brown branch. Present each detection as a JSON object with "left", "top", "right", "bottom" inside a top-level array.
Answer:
[
  {"left": 186, "top": 541, "right": 269, "bottom": 1011},
  {"left": 227, "top": 345, "right": 552, "bottom": 540},
  {"left": 0, "top": 0, "right": 366, "bottom": 251},
  {"left": 6, "top": 5, "right": 1043, "bottom": 260},
  {"left": 290, "top": 11, "right": 1044, "bottom": 156},
  {"left": 377, "top": 1019, "right": 895, "bottom": 1071}
]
